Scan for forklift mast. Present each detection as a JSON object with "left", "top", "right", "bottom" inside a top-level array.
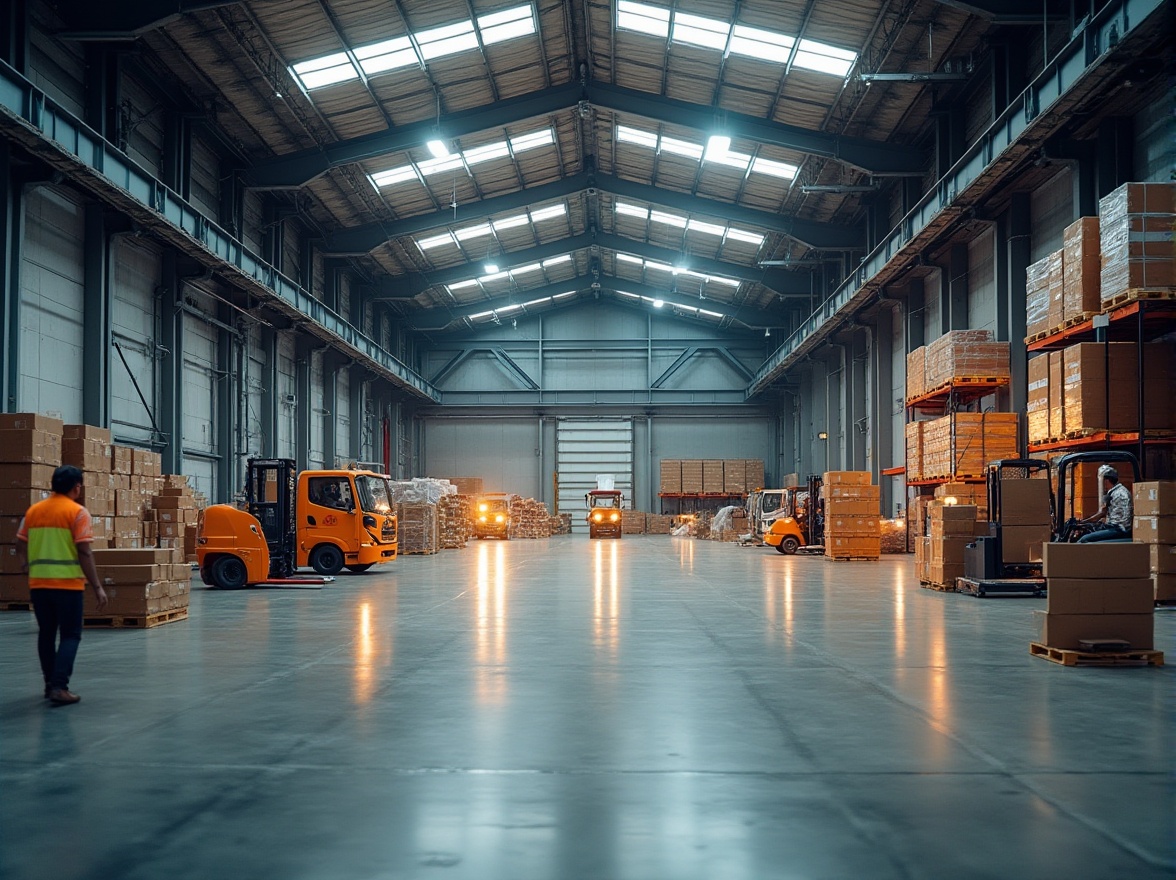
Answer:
[
  {"left": 245, "top": 458, "right": 297, "bottom": 578},
  {"left": 805, "top": 475, "right": 824, "bottom": 546}
]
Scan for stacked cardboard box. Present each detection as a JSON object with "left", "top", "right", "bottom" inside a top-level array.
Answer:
[
  {"left": 0, "top": 414, "right": 62, "bottom": 606},
  {"left": 1063, "top": 217, "right": 1101, "bottom": 321},
  {"left": 680, "top": 460, "right": 704, "bottom": 494},
  {"left": 1099, "top": 182, "right": 1176, "bottom": 302},
  {"left": 621, "top": 510, "right": 647, "bottom": 534},
  {"left": 926, "top": 503, "right": 980, "bottom": 588},
  {"left": 880, "top": 518, "right": 907, "bottom": 554},
  {"left": 1037, "top": 543, "right": 1153, "bottom": 650},
  {"left": 923, "top": 330, "right": 1010, "bottom": 389},
  {"left": 822, "top": 472, "right": 880, "bottom": 559},
  {"left": 659, "top": 460, "right": 682, "bottom": 494},
  {"left": 1048, "top": 350, "right": 1065, "bottom": 439},
  {"left": 905, "top": 422, "right": 924, "bottom": 481},
  {"left": 934, "top": 481, "right": 988, "bottom": 523},
  {"left": 149, "top": 480, "right": 200, "bottom": 553},
  {"left": 397, "top": 503, "right": 439, "bottom": 554},
  {"left": 438, "top": 493, "right": 472, "bottom": 549},
  {"left": 744, "top": 459, "right": 765, "bottom": 490},
  {"left": 1047, "top": 249, "right": 1066, "bottom": 332},
  {"left": 914, "top": 532, "right": 930, "bottom": 582},
  {"left": 919, "top": 412, "right": 1018, "bottom": 480},
  {"left": 906, "top": 347, "right": 926, "bottom": 400},
  {"left": 549, "top": 513, "right": 572, "bottom": 535},
  {"left": 702, "top": 460, "right": 725, "bottom": 493},
  {"left": 723, "top": 461, "right": 747, "bottom": 495},
  {"left": 89, "top": 547, "right": 190, "bottom": 619},
  {"left": 1025, "top": 255, "right": 1052, "bottom": 339},
  {"left": 998, "top": 478, "right": 1052, "bottom": 567},
  {"left": 646, "top": 514, "right": 673, "bottom": 535},
  {"left": 1027, "top": 354, "right": 1049, "bottom": 444},
  {"left": 509, "top": 497, "right": 552, "bottom": 539},
  {"left": 1134, "top": 481, "right": 1176, "bottom": 601}
]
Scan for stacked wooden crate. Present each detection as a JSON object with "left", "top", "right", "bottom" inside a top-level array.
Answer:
[
  {"left": 438, "top": 494, "right": 472, "bottom": 549},
  {"left": 822, "top": 472, "right": 881, "bottom": 560}
]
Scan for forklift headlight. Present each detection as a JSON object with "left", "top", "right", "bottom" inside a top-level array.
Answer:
[
  {"left": 609, "top": 513, "right": 619, "bottom": 522},
  {"left": 593, "top": 513, "right": 603, "bottom": 522},
  {"left": 495, "top": 514, "right": 505, "bottom": 523},
  {"left": 479, "top": 504, "right": 488, "bottom": 512},
  {"left": 479, "top": 515, "right": 487, "bottom": 523}
]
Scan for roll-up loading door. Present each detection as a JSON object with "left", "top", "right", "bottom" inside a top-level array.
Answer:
[
  {"left": 557, "top": 420, "right": 633, "bottom": 534},
  {"left": 182, "top": 309, "right": 218, "bottom": 499},
  {"left": 110, "top": 238, "right": 160, "bottom": 445}
]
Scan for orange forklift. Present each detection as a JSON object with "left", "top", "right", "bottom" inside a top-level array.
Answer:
[
  {"left": 586, "top": 489, "right": 624, "bottom": 538},
  {"left": 762, "top": 476, "right": 825, "bottom": 555},
  {"left": 473, "top": 493, "right": 512, "bottom": 539},
  {"left": 198, "top": 458, "right": 398, "bottom": 588}
]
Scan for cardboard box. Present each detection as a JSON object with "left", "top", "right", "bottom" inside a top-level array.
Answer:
[
  {"left": 0, "top": 430, "right": 62, "bottom": 465},
  {"left": 1155, "top": 572, "right": 1176, "bottom": 602},
  {"left": 1148, "top": 543, "right": 1176, "bottom": 574},
  {"left": 1134, "top": 482, "right": 1176, "bottom": 517},
  {"left": 1046, "top": 577, "right": 1155, "bottom": 614},
  {"left": 152, "top": 495, "right": 195, "bottom": 510},
  {"left": 824, "top": 499, "right": 879, "bottom": 516},
  {"left": 659, "top": 460, "right": 682, "bottom": 494},
  {"left": 929, "top": 561, "right": 964, "bottom": 585},
  {"left": 1001, "top": 525, "right": 1048, "bottom": 564},
  {"left": 0, "top": 515, "right": 23, "bottom": 544},
  {"left": 824, "top": 485, "right": 881, "bottom": 500},
  {"left": 1062, "top": 217, "right": 1100, "bottom": 321},
  {"left": 96, "top": 564, "right": 163, "bottom": 585},
  {"left": 999, "top": 479, "right": 1051, "bottom": 526},
  {"left": 1036, "top": 611, "right": 1153, "bottom": 651},
  {"left": 91, "top": 547, "right": 181, "bottom": 566},
  {"left": 0, "top": 487, "right": 53, "bottom": 514},
  {"left": 0, "top": 572, "right": 29, "bottom": 600},
  {"left": 0, "top": 543, "right": 25, "bottom": 574},
  {"left": 0, "top": 463, "right": 55, "bottom": 490},
  {"left": 1042, "top": 541, "right": 1150, "bottom": 579},
  {"left": 110, "top": 446, "right": 133, "bottom": 475},
  {"left": 63, "top": 424, "right": 112, "bottom": 443},
  {"left": 0, "top": 413, "right": 63, "bottom": 434},
  {"left": 930, "top": 536, "right": 970, "bottom": 565},
  {"left": 61, "top": 438, "right": 110, "bottom": 472},
  {"left": 1133, "top": 516, "right": 1176, "bottom": 544},
  {"left": 823, "top": 471, "right": 872, "bottom": 486},
  {"left": 825, "top": 516, "right": 880, "bottom": 536}
]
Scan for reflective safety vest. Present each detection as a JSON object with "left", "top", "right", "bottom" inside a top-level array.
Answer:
[{"left": 22, "top": 494, "right": 89, "bottom": 590}]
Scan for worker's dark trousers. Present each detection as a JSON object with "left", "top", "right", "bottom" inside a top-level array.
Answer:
[
  {"left": 1077, "top": 525, "right": 1131, "bottom": 543},
  {"left": 30, "top": 589, "right": 84, "bottom": 690}
]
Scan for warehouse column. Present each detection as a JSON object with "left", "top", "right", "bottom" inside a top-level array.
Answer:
[
  {"left": 299, "top": 240, "right": 315, "bottom": 296},
  {"left": 294, "top": 338, "right": 311, "bottom": 471},
  {"left": 872, "top": 306, "right": 895, "bottom": 513},
  {"left": 216, "top": 307, "right": 237, "bottom": 502},
  {"left": 348, "top": 364, "right": 364, "bottom": 461},
  {"left": 780, "top": 390, "right": 797, "bottom": 484},
  {"left": 0, "top": 141, "right": 22, "bottom": 412},
  {"left": 1096, "top": 117, "right": 1133, "bottom": 198},
  {"left": 322, "top": 352, "right": 337, "bottom": 468},
  {"left": 905, "top": 281, "right": 924, "bottom": 353},
  {"left": 160, "top": 111, "right": 190, "bottom": 201},
  {"left": 1002, "top": 193, "right": 1031, "bottom": 451},
  {"left": 825, "top": 351, "right": 843, "bottom": 472},
  {"left": 82, "top": 204, "right": 111, "bottom": 428},
  {"left": 946, "top": 244, "right": 968, "bottom": 331},
  {"left": 850, "top": 331, "right": 868, "bottom": 470},
  {"left": 260, "top": 327, "right": 279, "bottom": 457},
  {"left": 158, "top": 254, "right": 184, "bottom": 474}
]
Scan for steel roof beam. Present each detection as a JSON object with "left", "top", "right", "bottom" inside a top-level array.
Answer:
[
  {"left": 244, "top": 82, "right": 922, "bottom": 189},
  {"left": 322, "top": 173, "right": 859, "bottom": 255},
  {"left": 56, "top": 1, "right": 237, "bottom": 40},
  {"left": 928, "top": 0, "right": 1065, "bottom": 23}
]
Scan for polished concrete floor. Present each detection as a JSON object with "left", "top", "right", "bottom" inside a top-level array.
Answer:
[{"left": 1, "top": 536, "right": 1172, "bottom": 880}]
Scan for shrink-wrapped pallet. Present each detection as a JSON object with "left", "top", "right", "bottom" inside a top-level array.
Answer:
[
  {"left": 1027, "top": 354, "right": 1050, "bottom": 445},
  {"left": 924, "top": 330, "right": 1009, "bottom": 390},
  {"left": 905, "top": 421, "right": 924, "bottom": 482},
  {"left": 1099, "top": 182, "right": 1176, "bottom": 303},
  {"left": 1063, "top": 217, "right": 1101, "bottom": 321},
  {"left": 1025, "top": 256, "right": 1052, "bottom": 339},
  {"left": 906, "top": 346, "right": 926, "bottom": 400}
]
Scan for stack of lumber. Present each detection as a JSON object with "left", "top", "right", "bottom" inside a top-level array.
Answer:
[
  {"left": 822, "top": 472, "right": 880, "bottom": 560},
  {"left": 438, "top": 494, "right": 472, "bottom": 549},
  {"left": 508, "top": 498, "right": 552, "bottom": 538}
]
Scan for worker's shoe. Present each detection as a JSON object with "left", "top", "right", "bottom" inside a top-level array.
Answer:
[{"left": 47, "top": 688, "right": 81, "bottom": 705}]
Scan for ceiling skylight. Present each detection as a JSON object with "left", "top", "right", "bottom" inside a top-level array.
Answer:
[
  {"left": 615, "top": 2, "right": 857, "bottom": 78},
  {"left": 615, "top": 124, "right": 798, "bottom": 180},
  {"left": 616, "top": 290, "right": 727, "bottom": 321},
  {"left": 415, "top": 203, "right": 567, "bottom": 252},
  {"left": 444, "top": 254, "right": 575, "bottom": 296},
  {"left": 371, "top": 127, "right": 555, "bottom": 191},
  {"left": 467, "top": 290, "right": 577, "bottom": 322},
  {"left": 614, "top": 202, "right": 764, "bottom": 247},
  {"left": 291, "top": 5, "right": 536, "bottom": 92},
  {"left": 613, "top": 250, "right": 741, "bottom": 287}
]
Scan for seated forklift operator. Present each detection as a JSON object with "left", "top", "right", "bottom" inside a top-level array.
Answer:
[{"left": 1077, "top": 467, "right": 1132, "bottom": 543}]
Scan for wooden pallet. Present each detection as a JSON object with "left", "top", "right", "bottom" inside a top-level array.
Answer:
[
  {"left": 919, "top": 580, "right": 956, "bottom": 592},
  {"left": 825, "top": 555, "right": 881, "bottom": 562},
  {"left": 1029, "top": 642, "right": 1164, "bottom": 667},
  {"left": 83, "top": 607, "right": 189, "bottom": 629},
  {"left": 399, "top": 548, "right": 438, "bottom": 556},
  {"left": 0, "top": 600, "right": 32, "bottom": 612},
  {"left": 1104, "top": 288, "right": 1176, "bottom": 308},
  {"left": 921, "top": 473, "right": 985, "bottom": 482},
  {"left": 1024, "top": 329, "right": 1050, "bottom": 345}
]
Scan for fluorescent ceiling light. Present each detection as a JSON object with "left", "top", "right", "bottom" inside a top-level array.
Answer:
[
  {"left": 650, "top": 210, "right": 687, "bottom": 229},
  {"left": 652, "top": 299, "right": 665, "bottom": 307},
  {"left": 491, "top": 214, "right": 530, "bottom": 231},
  {"left": 426, "top": 139, "right": 450, "bottom": 159},
  {"left": 370, "top": 166, "right": 419, "bottom": 187},
  {"left": 464, "top": 142, "right": 512, "bottom": 165},
  {"left": 616, "top": 253, "right": 644, "bottom": 265},
  {"left": 751, "top": 157, "right": 798, "bottom": 179},
  {"left": 699, "top": 309, "right": 723, "bottom": 318},
  {"left": 512, "top": 263, "right": 542, "bottom": 275},
  {"left": 510, "top": 130, "right": 554, "bottom": 152},
  {"left": 725, "top": 228, "right": 766, "bottom": 245},
  {"left": 417, "top": 232, "right": 456, "bottom": 250},
  {"left": 687, "top": 219, "right": 725, "bottom": 236},
  {"left": 371, "top": 127, "right": 554, "bottom": 191},
  {"left": 448, "top": 280, "right": 479, "bottom": 291},
  {"left": 454, "top": 224, "right": 493, "bottom": 242},
  {"left": 617, "top": 125, "right": 660, "bottom": 148},
  {"left": 483, "top": 262, "right": 500, "bottom": 274},
  {"left": 615, "top": 125, "right": 798, "bottom": 182}
]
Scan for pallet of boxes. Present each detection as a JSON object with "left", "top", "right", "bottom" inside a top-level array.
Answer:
[
  {"left": 0, "top": 414, "right": 62, "bottom": 611},
  {"left": 438, "top": 493, "right": 472, "bottom": 549},
  {"left": 1134, "top": 481, "right": 1176, "bottom": 605},
  {"left": 822, "top": 472, "right": 881, "bottom": 561},
  {"left": 1032, "top": 543, "right": 1161, "bottom": 666},
  {"left": 510, "top": 497, "right": 553, "bottom": 539},
  {"left": 916, "top": 502, "right": 984, "bottom": 590}
]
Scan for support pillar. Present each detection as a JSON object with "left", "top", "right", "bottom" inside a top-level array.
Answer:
[
  {"left": 0, "top": 140, "right": 21, "bottom": 411},
  {"left": 216, "top": 310, "right": 237, "bottom": 502},
  {"left": 348, "top": 365, "right": 364, "bottom": 461},
  {"left": 1003, "top": 193, "right": 1032, "bottom": 452},
  {"left": 872, "top": 307, "right": 895, "bottom": 513},
  {"left": 161, "top": 112, "right": 190, "bottom": 199},
  {"left": 295, "top": 339, "right": 311, "bottom": 472},
  {"left": 851, "top": 331, "right": 868, "bottom": 470},
  {"left": 322, "top": 353, "right": 337, "bottom": 467},
  {"left": 158, "top": 254, "right": 184, "bottom": 474},
  {"left": 905, "top": 281, "right": 924, "bottom": 352},
  {"left": 946, "top": 244, "right": 968, "bottom": 331},
  {"left": 825, "top": 350, "right": 843, "bottom": 472},
  {"left": 260, "top": 327, "right": 279, "bottom": 457},
  {"left": 1096, "top": 117, "right": 1133, "bottom": 199},
  {"left": 82, "top": 205, "right": 110, "bottom": 427}
]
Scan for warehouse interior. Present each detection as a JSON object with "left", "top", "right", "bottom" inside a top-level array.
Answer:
[{"left": 0, "top": 0, "right": 1173, "bottom": 877}]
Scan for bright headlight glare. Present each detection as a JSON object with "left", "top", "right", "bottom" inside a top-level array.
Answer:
[
  {"left": 593, "top": 513, "right": 603, "bottom": 522},
  {"left": 495, "top": 515, "right": 504, "bottom": 523},
  {"left": 610, "top": 513, "right": 619, "bottom": 522}
]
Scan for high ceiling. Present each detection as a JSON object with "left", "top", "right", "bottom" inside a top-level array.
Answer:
[{"left": 72, "top": 0, "right": 998, "bottom": 334}]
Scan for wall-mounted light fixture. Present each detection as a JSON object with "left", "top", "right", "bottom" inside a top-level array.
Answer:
[{"left": 817, "top": 431, "right": 829, "bottom": 440}]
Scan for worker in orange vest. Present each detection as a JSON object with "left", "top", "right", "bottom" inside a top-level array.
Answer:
[{"left": 15, "top": 465, "right": 108, "bottom": 705}]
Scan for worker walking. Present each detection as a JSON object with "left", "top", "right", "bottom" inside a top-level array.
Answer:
[
  {"left": 1077, "top": 467, "right": 1133, "bottom": 543},
  {"left": 15, "top": 465, "right": 108, "bottom": 705}
]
